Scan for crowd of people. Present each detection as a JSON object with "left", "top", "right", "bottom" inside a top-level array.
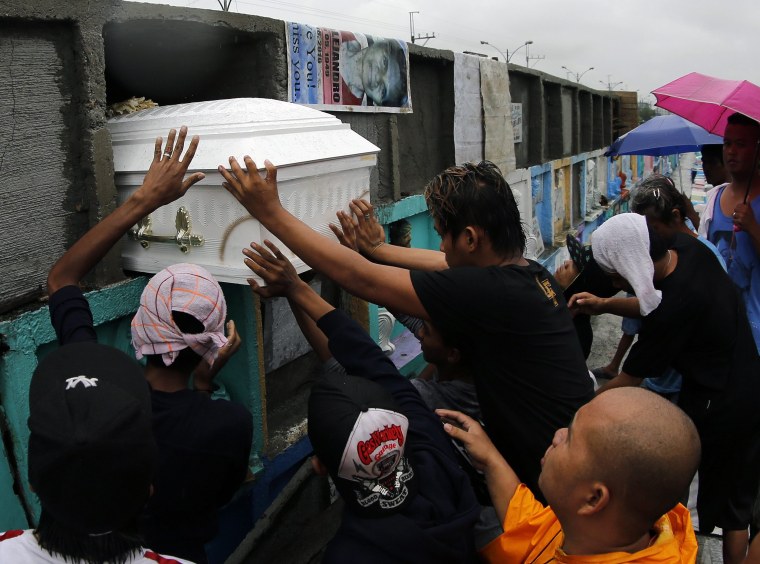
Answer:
[{"left": 2, "top": 113, "right": 760, "bottom": 563}]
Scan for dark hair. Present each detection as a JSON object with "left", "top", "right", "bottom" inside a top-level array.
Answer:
[
  {"left": 700, "top": 143, "right": 723, "bottom": 165},
  {"left": 727, "top": 112, "right": 760, "bottom": 130},
  {"left": 36, "top": 510, "right": 144, "bottom": 564},
  {"left": 389, "top": 219, "right": 412, "bottom": 247},
  {"left": 144, "top": 310, "right": 203, "bottom": 372},
  {"left": 647, "top": 222, "right": 671, "bottom": 262},
  {"left": 424, "top": 161, "right": 526, "bottom": 257},
  {"left": 630, "top": 175, "right": 688, "bottom": 225}
]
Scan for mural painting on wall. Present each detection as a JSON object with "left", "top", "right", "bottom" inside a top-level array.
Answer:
[
  {"left": 287, "top": 22, "right": 412, "bottom": 113},
  {"left": 553, "top": 168, "right": 566, "bottom": 228},
  {"left": 585, "top": 159, "right": 600, "bottom": 213}
]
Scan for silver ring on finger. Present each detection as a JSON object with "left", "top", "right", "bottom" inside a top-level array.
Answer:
[
  {"left": 364, "top": 214, "right": 370, "bottom": 220},
  {"left": 164, "top": 151, "right": 173, "bottom": 159}
]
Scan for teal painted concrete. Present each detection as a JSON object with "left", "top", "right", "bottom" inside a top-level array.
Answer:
[{"left": 0, "top": 277, "right": 267, "bottom": 531}]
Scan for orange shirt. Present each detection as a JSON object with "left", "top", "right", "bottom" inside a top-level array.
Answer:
[{"left": 480, "top": 484, "right": 698, "bottom": 563}]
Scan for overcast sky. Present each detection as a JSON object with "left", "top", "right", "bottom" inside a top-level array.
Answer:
[{"left": 135, "top": 0, "right": 760, "bottom": 100}]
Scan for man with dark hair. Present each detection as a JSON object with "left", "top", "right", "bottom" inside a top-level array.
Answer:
[
  {"left": 0, "top": 343, "right": 191, "bottom": 563},
  {"left": 44, "top": 127, "right": 252, "bottom": 563},
  {"left": 698, "top": 112, "right": 760, "bottom": 354},
  {"left": 700, "top": 143, "right": 728, "bottom": 187},
  {"left": 219, "top": 157, "right": 594, "bottom": 500},
  {"left": 438, "top": 387, "right": 700, "bottom": 562},
  {"left": 569, "top": 212, "right": 760, "bottom": 564},
  {"left": 242, "top": 239, "right": 480, "bottom": 563}
]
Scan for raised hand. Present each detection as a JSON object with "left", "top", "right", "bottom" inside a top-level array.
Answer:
[
  {"left": 218, "top": 156, "right": 281, "bottom": 220},
  {"left": 348, "top": 199, "right": 386, "bottom": 256},
  {"left": 135, "top": 126, "right": 204, "bottom": 210},
  {"left": 329, "top": 210, "right": 360, "bottom": 252},
  {"left": 193, "top": 320, "right": 241, "bottom": 389},
  {"left": 243, "top": 240, "right": 303, "bottom": 299},
  {"left": 435, "top": 409, "right": 502, "bottom": 473}
]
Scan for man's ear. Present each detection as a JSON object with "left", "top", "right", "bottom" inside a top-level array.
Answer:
[
  {"left": 462, "top": 226, "right": 482, "bottom": 252},
  {"left": 311, "top": 455, "right": 329, "bottom": 476},
  {"left": 577, "top": 482, "right": 610, "bottom": 516},
  {"left": 671, "top": 208, "right": 683, "bottom": 222},
  {"left": 447, "top": 347, "right": 462, "bottom": 364}
]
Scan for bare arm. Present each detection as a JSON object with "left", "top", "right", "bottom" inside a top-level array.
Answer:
[
  {"left": 567, "top": 293, "right": 642, "bottom": 318},
  {"left": 733, "top": 201, "right": 760, "bottom": 258},
  {"left": 288, "top": 295, "right": 332, "bottom": 362},
  {"left": 219, "top": 157, "right": 430, "bottom": 320},
  {"left": 47, "top": 127, "right": 204, "bottom": 294},
  {"left": 340, "top": 199, "right": 448, "bottom": 271},
  {"left": 595, "top": 371, "right": 644, "bottom": 395},
  {"left": 436, "top": 408, "right": 520, "bottom": 522}
]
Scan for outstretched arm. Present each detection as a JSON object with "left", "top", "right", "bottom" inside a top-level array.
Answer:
[
  {"left": 47, "top": 127, "right": 204, "bottom": 294},
  {"left": 331, "top": 199, "right": 448, "bottom": 271},
  {"left": 567, "top": 293, "right": 642, "bottom": 318},
  {"left": 219, "top": 157, "right": 430, "bottom": 320},
  {"left": 436, "top": 408, "right": 520, "bottom": 522},
  {"left": 595, "top": 371, "right": 644, "bottom": 395}
]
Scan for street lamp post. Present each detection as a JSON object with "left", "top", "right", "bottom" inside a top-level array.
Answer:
[
  {"left": 508, "top": 40, "right": 532, "bottom": 64},
  {"left": 479, "top": 40, "right": 508, "bottom": 63},
  {"left": 480, "top": 40, "right": 533, "bottom": 65},
  {"left": 562, "top": 65, "right": 594, "bottom": 83}
]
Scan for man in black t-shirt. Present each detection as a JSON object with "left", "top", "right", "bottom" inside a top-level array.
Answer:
[
  {"left": 569, "top": 212, "right": 760, "bottom": 564},
  {"left": 220, "top": 157, "right": 594, "bottom": 498}
]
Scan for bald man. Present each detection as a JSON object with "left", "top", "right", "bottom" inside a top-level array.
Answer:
[{"left": 438, "top": 387, "right": 700, "bottom": 562}]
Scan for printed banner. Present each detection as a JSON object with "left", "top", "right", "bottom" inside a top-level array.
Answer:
[{"left": 287, "top": 22, "right": 412, "bottom": 113}]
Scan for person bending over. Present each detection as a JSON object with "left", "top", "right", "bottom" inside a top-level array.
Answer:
[
  {"left": 243, "top": 239, "right": 480, "bottom": 563},
  {"left": 569, "top": 213, "right": 760, "bottom": 564}
]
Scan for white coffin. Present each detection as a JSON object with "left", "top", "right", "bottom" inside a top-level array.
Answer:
[{"left": 107, "top": 98, "right": 379, "bottom": 284}]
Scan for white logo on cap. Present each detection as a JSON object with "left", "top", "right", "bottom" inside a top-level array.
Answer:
[{"left": 65, "top": 376, "right": 99, "bottom": 389}]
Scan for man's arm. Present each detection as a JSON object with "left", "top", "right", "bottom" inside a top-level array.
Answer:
[
  {"left": 219, "top": 157, "right": 430, "bottom": 320},
  {"left": 48, "top": 127, "right": 204, "bottom": 294},
  {"left": 595, "top": 371, "right": 644, "bottom": 395},
  {"left": 436, "top": 408, "right": 520, "bottom": 522},
  {"left": 245, "top": 240, "right": 399, "bottom": 378},
  {"left": 567, "top": 292, "right": 642, "bottom": 318},
  {"left": 733, "top": 200, "right": 760, "bottom": 257},
  {"left": 333, "top": 199, "right": 449, "bottom": 271}
]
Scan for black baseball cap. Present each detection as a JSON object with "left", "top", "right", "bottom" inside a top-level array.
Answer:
[
  {"left": 308, "top": 372, "right": 416, "bottom": 517},
  {"left": 28, "top": 342, "right": 157, "bottom": 534}
]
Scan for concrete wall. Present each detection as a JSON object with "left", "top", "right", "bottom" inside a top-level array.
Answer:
[{"left": 0, "top": 0, "right": 621, "bottom": 556}]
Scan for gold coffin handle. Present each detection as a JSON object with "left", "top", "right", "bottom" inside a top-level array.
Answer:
[{"left": 129, "top": 206, "right": 205, "bottom": 254}]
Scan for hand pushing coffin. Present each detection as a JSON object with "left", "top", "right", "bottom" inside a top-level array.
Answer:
[{"left": 107, "top": 98, "right": 379, "bottom": 284}]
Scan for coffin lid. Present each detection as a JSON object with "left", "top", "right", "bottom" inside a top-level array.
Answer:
[{"left": 107, "top": 98, "right": 379, "bottom": 172}]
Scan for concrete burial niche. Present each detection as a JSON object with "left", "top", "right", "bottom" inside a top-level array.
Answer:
[{"left": 103, "top": 18, "right": 286, "bottom": 105}]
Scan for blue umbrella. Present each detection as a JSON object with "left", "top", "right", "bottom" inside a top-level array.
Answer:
[{"left": 605, "top": 114, "right": 723, "bottom": 157}]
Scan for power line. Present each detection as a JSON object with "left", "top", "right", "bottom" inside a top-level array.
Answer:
[{"left": 234, "top": 0, "right": 407, "bottom": 33}]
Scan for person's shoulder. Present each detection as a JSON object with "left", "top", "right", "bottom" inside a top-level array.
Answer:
[
  {"left": 0, "top": 530, "right": 53, "bottom": 561},
  {"left": 141, "top": 549, "right": 195, "bottom": 563}
]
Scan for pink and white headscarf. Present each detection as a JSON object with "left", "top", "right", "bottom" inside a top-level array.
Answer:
[{"left": 131, "top": 263, "right": 228, "bottom": 367}]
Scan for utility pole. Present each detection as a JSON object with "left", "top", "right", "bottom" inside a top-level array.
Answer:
[
  {"left": 599, "top": 74, "right": 624, "bottom": 91},
  {"left": 409, "top": 12, "right": 436, "bottom": 45}
]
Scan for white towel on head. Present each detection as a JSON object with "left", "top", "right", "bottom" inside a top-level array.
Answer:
[{"left": 591, "top": 213, "right": 662, "bottom": 316}]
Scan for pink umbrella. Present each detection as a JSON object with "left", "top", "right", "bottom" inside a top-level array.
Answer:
[
  {"left": 652, "top": 72, "right": 760, "bottom": 135},
  {"left": 653, "top": 72, "right": 760, "bottom": 204}
]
